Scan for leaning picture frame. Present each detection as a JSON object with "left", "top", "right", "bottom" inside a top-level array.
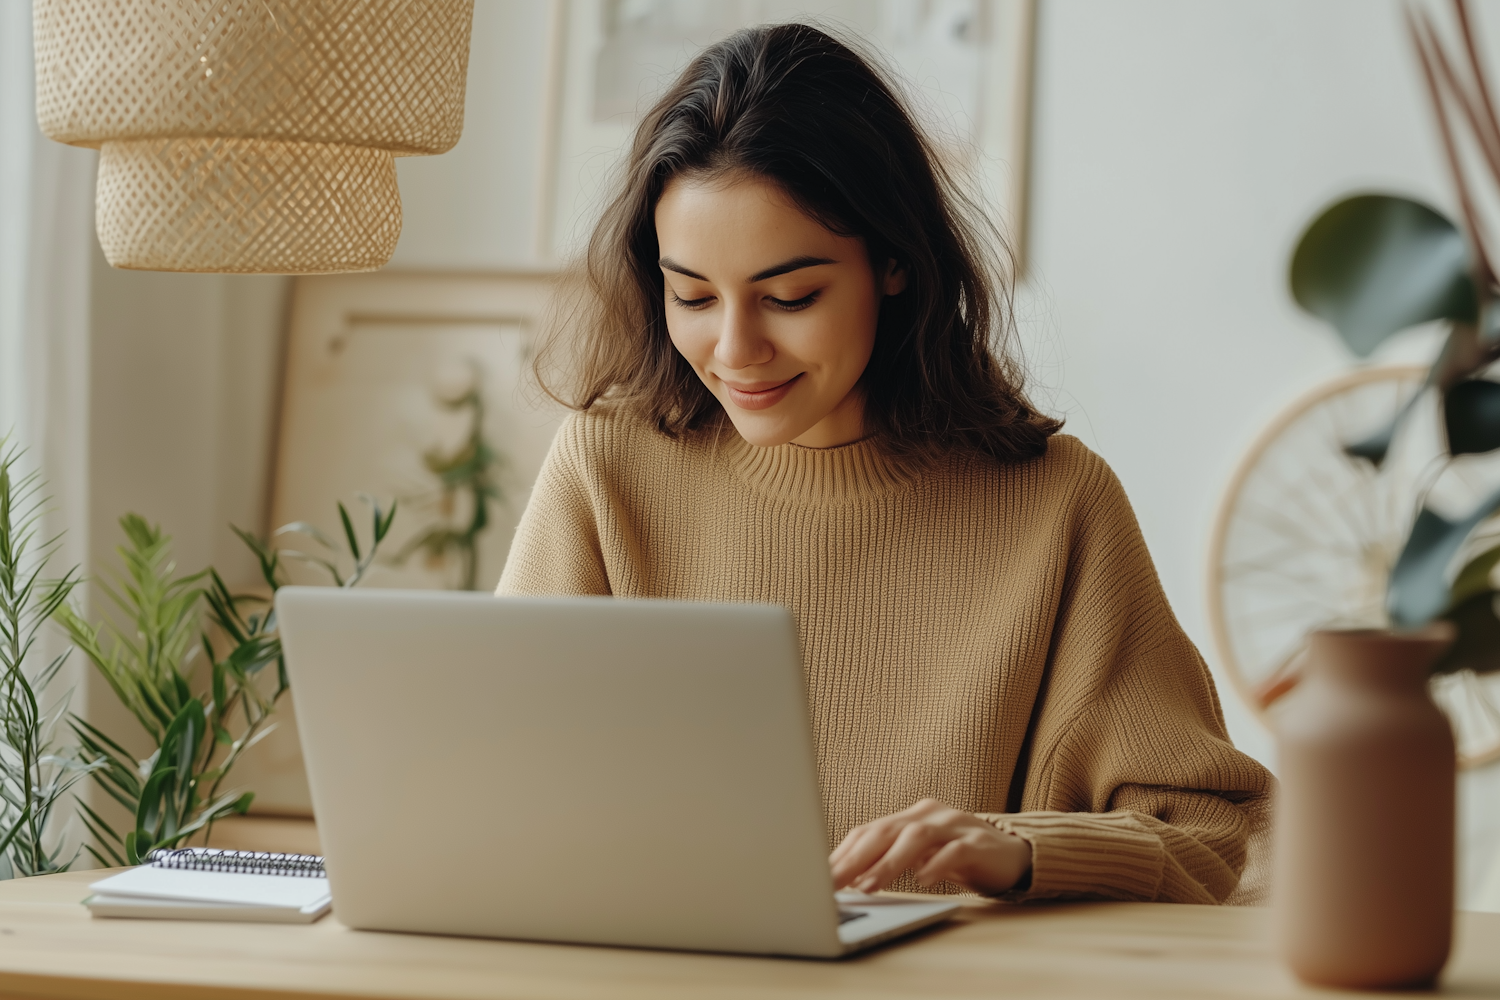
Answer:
[
  {"left": 533, "top": 0, "right": 1038, "bottom": 274},
  {"left": 228, "top": 270, "right": 563, "bottom": 820}
]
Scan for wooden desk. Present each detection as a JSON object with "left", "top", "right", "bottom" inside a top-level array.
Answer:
[{"left": 1, "top": 871, "right": 1496, "bottom": 1000}]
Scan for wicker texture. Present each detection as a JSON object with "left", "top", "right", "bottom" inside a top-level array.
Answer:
[
  {"left": 97, "top": 138, "right": 401, "bottom": 274},
  {"left": 33, "top": 0, "right": 474, "bottom": 274}
]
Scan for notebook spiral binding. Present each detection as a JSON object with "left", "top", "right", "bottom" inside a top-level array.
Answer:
[{"left": 144, "top": 847, "right": 326, "bottom": 877}]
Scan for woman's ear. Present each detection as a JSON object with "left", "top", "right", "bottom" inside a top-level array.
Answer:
[{"left": 882, "top": 259, "right": 908, "bottom": 296}]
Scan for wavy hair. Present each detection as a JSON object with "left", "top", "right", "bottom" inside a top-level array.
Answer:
[{"left": 536, "top": 22, "right": 1060, "bottom": 464}]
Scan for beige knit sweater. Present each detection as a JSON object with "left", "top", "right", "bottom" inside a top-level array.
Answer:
[{"left": 498, "top": 410, "right": 1273, "bottom": 904}]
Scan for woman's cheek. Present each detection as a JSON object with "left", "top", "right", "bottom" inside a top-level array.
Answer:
[
  {"left": 667, "top": 315, "right": 716, "bottom": 372},
  {"left": 799, "top": 312, "right": 869, "bottom": 370}
]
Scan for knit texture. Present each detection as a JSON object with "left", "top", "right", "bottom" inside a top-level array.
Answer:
[{"left": 498, "top": 410, "right": 1273, "bottom": 903}]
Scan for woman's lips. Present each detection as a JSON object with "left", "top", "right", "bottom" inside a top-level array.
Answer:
[{"left": 722, "top": 374, "right": 802, "bottom": 411}]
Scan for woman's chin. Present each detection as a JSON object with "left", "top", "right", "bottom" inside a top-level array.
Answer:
[{"left": 723, "top": 409, "right": 810, "bottom": 448}]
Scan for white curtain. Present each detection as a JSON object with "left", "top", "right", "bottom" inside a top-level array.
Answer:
[
  {"left": 1, "top": 4, "right": 94, "bottom": 590},
  {"left": 1, "top": 1, "right": 97, "bottom": 869}
]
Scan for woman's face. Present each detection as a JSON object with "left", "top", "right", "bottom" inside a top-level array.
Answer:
[{"left": 655, "top": 172, "right": 904, "bottom": 448}]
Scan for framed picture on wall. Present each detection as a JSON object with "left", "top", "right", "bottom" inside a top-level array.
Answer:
[
  {"left": 535, "top": 0, "right": 1038, "bottom": 271},
  {"left": 269, "top": 271, "right": 563, "bottom": 597}
]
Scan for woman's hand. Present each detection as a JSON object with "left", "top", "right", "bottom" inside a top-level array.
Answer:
[{"left": 829, "top": 798, "right": 1033, "bottom": 896}]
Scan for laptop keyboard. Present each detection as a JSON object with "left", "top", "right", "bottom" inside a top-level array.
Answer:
[{"left": 837, "top": 908, "right": 868, "bottom": 925}]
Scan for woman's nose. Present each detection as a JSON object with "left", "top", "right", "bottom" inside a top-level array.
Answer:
[{"left": 713, "top": 301, "right": 774, "bottom": 369}]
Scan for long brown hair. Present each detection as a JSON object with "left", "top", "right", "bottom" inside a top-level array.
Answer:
[{"left": 537, "top": 22, "right": 1061, "bottom": 464}]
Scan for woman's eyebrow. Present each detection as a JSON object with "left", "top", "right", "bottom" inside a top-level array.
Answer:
[
  {"left": 749, "top": 255, "right": 836, "bottom": 282},
  {"left": 657, "top": 254, "right": 838, "bottom": 283},
  {"left": 659, "top": 257, "right": 708, "bottom": 280}
]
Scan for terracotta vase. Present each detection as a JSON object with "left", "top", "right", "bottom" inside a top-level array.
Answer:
[{"left": 1274, "top": 626, "right": 1456, "bottom": 990}]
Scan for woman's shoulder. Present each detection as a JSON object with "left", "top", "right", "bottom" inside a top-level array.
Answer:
[
  {"left": 984, "top": 433, "right": 1133, "bottom": 525},
  {"left": 546, "top": 405, "right": 708, "bottom": 478},
  {"left": 1001, "top": 432, "right": 1120, "bottom": 494},
  {"left": 553, "top": 404, "right": 653, "bottom": 448}
]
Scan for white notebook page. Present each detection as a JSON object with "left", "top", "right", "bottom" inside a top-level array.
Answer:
[{"left": 89, "top": 867, "right": 330, "bottom": 909}]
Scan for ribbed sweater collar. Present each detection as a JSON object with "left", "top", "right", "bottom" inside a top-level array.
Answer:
[{"left": 717, "top": 431, "right": 918, "bottom": 504}]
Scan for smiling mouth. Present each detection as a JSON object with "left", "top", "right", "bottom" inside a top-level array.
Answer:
[{"left": 722, "top": 374, "right": 803, "bottom": 411}]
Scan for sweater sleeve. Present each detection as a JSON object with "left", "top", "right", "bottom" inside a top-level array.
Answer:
[
  {"left": 496, "top": 416, "right": 612, "bottom": 598},
  {"left": 978, "top": 448, "right": 1273, "bottom": 904}
]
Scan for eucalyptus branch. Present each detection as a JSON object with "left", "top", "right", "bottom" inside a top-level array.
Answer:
[{"left": 0, "top": 436, "right": 96, "bottom": 878}]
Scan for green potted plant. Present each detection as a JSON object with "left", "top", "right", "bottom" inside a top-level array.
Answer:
[
  {"left": 57, "top": 497, "right": 396, "bottom": 866},
  {"left": 0, "top": 439, "right": 96, "bottom": 878}
]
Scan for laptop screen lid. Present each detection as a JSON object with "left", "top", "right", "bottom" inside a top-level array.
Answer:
[{"left": 276, "top": 588, "right": 844, "bottom": 956}]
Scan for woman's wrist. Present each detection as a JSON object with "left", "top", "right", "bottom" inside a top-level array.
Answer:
[{"left": 986, "top": 829, "right": 1033, "bottom": 894}]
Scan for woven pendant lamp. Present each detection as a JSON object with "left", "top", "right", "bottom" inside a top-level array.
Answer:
[{"left": 33, "top": 0, "right": 474, "bottom": 274}]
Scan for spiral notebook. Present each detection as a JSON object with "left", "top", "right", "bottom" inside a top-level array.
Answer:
[{"left": 86, "top": 848, "right": 332, "bottom": 923}]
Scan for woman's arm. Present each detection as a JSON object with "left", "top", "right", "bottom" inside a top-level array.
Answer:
[
  {"left": 833, "top": 449, "right": 1273, "bottom": 903},
  {"left": 496, "top": 417, "right": 612, "bottom": 597}
]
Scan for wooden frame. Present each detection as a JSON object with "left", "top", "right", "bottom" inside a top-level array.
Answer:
[{"left": 270, "top": 270, "right": 562, "bottom": 590}]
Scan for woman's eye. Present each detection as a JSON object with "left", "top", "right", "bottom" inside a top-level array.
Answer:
[
  {"left": 670, "top": 292, "right": 714, "bottom": 310},
  {"left": 768, "top": 291, "right": 819, "bottom": 312}
]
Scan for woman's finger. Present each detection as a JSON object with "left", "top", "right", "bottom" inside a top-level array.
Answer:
[
  {"left": 829, "top": 817, "right": 905, "bottom": 888},
  {"left": 852, "top": 817, "right": 953, "bottom": 892},
  {"left": 830, "top": 800, "right": 964, "bottom": 889},
  {"left": 828, "top": 821, "right": 876, "bottom": 866},
  {"left": 912, "top": 835, "right": 974, "bottom": 890}
]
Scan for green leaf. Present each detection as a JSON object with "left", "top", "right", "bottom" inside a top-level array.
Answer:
[
  {"left": 1389, "top": 486, "right": 1500, "bottom": 626},
  {"left": 1436, "top": 589, "right": 1500, "bottom": 674},
  {"left": 229, "top": 526, "right": 281, "bottom": 592},
  {"left": 1291, "top": 194, "right": 1477, "bottom": 356},
  {"left": 1346, "top": 320, "right": 1500, "bottom": 467},
  {"left": 1452, "top": 543, "right": 1500, "bottom": 608},
  {"left": 0, "top": 436, "right": 89, "bottom": 875},
  {"left": 76, "top": 802, "right": 126, "bottom": 866},
  {"left": 379, "top": 499, "right": 398, "bottom": 543},
  {"left": 1446, "top": 379, "right": 1500, "bottom": 456},
  {"left": 209, "top": 643, "right": 229, "bottom": 703},
  {"left": 273, "top": 521, "right": 338, "bottom": 552},
  {"left": 278, "top": 549, "right": 345, "bottom": 587},
  {"left": 337, "top": 502, "right": 361, "bottom": 562}
]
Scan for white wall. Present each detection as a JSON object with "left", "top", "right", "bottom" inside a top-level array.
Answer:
[
  {"left": 388, "top": 1, "right": 554, "bottom": 269},
  {"left": 86, "top": 256, "right": 290, "bottom": 769},
  {"left": 89, "top": 259, "right": 289, "bottom": 586}
]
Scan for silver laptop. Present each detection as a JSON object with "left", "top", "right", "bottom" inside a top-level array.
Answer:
[{"left": 275, "top": 588, "right": 959, "bottom": 957}]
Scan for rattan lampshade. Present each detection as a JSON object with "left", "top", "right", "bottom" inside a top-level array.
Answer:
[{"left": 33, "top": 0, "right": 474, "bottom": 274}]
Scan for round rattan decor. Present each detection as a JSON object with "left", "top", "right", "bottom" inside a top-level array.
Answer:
[{"left": 33, "top": 0, "right": 475, "bottom": 274}]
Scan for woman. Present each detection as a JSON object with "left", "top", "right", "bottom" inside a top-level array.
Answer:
[{"left": 500, "top": 23, "right": 1272, "bottom": 903}]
